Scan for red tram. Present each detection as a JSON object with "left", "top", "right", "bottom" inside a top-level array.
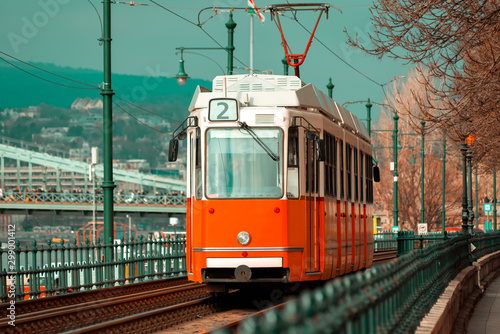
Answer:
[{"left": 170, "top": 74, "right": 378, "bottom": 292}]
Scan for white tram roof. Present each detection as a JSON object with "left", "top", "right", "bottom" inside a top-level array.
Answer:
[{"left": 189, "top": 74, "right": 369, "bottom": 141}]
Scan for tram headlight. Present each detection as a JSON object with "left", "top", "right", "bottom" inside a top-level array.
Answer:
[{"left": 237, "top": 231, "right": 251, "bottom": 246}]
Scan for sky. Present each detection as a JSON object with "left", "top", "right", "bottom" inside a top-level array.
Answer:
[{"left": 0, "top": 0, "right": 410, "bottom": 121}]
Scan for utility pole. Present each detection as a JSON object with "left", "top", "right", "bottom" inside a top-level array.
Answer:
[
  {"left": 326, "top": 78, "right": 334, "bottom": 98},
  {"left": 460, "top": 144, "right": 469, "bottom": 234},
  {"left": 101, "top": 0, "right": 116, "bottom": 262},
  {"left": 420, "top": 120, "right": 426, "bottom": 225},
  {"left": 441, "top": 135, "right": 446, "bottom": 233},
  {"left": 366, "top": 98, "right": 372, "bottom": 138},
  {"left": 392, "top": 113, "right": 399, "bottom": 227}
]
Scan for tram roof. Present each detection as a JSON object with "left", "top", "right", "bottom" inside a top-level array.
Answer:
[{"left": 189, "top": 74, "right": 369, "bottom": 140}]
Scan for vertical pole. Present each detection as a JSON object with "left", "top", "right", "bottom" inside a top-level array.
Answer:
[
  {"left": 441, "top": 135, "right": 446, "bottom": 233},
  {"left": 93, "top": 166, "right": 96, "bottom": 244},
  {"left": 494, "top": 167, "right": 497, "bottom": 231},
  {"left": 326, "top": 78, "right": 334, "bottom": 98},
  {"left": 0, "top": 155, "right": 4, "bottom": 189},
  {"left": 467, "top": 150, "right": 474, "bottom": 234},
  {"left": 28, "top": 160, "right": 32, "bottom": 191},
  {"left": 365, "top": 99, "right": 372, "bottom": 138},
  {"left": 475, "top": 165, "right": 478, "bottom": 228},
  {"left": 16, "top": 159, "right": 20, "bottom": 190},
  {"left": 282, "top": 57, "right": 289, "bottom": 75},
  {"left": 249, "top": 13, "right": 254, "bottom": 75},
  {"left": 461, "top": 145, "right": 469, "bottom": 234},
  {"left": 56, "top": 168, "right": 60, "bottom": 192},
  {"left": 225, "top": 13, "right": 236, "bottom": 75},
  {"left": 101, "top": 0, "right": 116, "bottom": 263},
  {"left": 393, "top": 113, "right": 399, "bottom": 227},
  {"left": 420, "top": 121, "right": 425, "bottom": 225}
]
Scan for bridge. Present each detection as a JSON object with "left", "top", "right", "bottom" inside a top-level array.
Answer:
[{"left": 0, "top": 137, "right": 187, "bottom": 216}]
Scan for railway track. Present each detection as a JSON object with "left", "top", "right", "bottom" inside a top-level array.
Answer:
[
  {"left": 0, "top": 278, "right": 209, "bottom": 334},
  {"left": 1, "top": 251, "right": 398, "bottom": 334},
  {"left": 372, "top": 249, "right": 398, "bottom": 265}
]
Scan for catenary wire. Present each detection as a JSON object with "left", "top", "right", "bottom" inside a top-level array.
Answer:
[
  {"left": 0, "top": 50, "right": 99, "bottom": 89},
  {"left": 0, "top": 56, "right": 99, "bottom": 90},
  {"left": 113, "top": 102, "right": 170, "bottom": 134},
  {"left": 114, "top": 95, "right": 182, "bottom": 124},
  {"left": 87, "top": 0, "right": 104, "bottom": 45}
]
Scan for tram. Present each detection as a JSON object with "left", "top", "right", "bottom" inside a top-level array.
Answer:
[{"left": 169, "top": 74, "right": 379, "bottom": 292}]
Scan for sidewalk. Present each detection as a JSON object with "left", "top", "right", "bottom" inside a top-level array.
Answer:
[{"left": 467, "top": 276, "right": 500, "bottom": 334}]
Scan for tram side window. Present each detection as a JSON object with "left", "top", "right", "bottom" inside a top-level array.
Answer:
[
  {"left": 195, "top": 129, "right": 202, "bottom": 200},
  {"left": 354, "top": 148, "right": 359, "bottom": 201},
  {"left": 339, "top": 140, "right": 344, "bottom": 199},
  {"left": 360, "top": 152, "right": 365, "bottom": 202},
  {"left": 346, "top": 145, "right": 352, "bottom": 201},
  {"left": 324, "top": 132, "right": 336, "bottom": 197},
  {"left": 366, "top": 155, "right": 373, "bottom": 203},
  {"left": 287, "top": 127, "right": 299, "bottom": 199}
]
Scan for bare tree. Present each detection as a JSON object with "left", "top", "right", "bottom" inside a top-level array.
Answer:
[{"left": 347, "top": 0, "right": 500, "bottom": 165}]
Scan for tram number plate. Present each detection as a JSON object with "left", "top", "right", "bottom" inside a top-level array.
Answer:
[{"left": 209, "top": 98, "right": 239, "bottom": 122}]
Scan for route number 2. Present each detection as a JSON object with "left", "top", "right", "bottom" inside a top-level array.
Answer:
[{"left": 209, "top": 98, "right": 238, "bottom": 121}]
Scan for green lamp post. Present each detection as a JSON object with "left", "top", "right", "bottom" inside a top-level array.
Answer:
[
  {"left": 420, "top": 120, "right": 426, "bottom": 225},
  {"left": 366, "top": 98, "right": 372, "bottom": 138},
  {"left": 101, "top": 0, "right": 116, "bottom": 262},
  {"left": 326, "top": 78, "right": 334, "bottom": 98},
  {"left": 441, "top": 134, "right": 447, "bottom": 234},
  {"left": 494, "top": 167, "right": 497, "bottom": 231},
  {"left": 175, "top": 13, "right": 236, "bottom": 85},
  {"left": 393, "top": 113, "right": 399, "bottom": 227}
]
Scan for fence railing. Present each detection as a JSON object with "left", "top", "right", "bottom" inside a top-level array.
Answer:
[
  {"left": 374, "top": 231, "right": 397, "bottom": 251},
  {"left": 0, "top": 192, "right": 186, "bottom": 206},
  {"left": 0, "top": 235, "right": 186, "bottom": 302},
  {"left": 397, "top": 230, "right": 461, "bottom": 255},
  {"left": 216, "top": 231, "right": 500, "bottom": 334}
]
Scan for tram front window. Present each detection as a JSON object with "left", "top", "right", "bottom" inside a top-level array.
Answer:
[{"left": 206, "top": 128, "right": 283, "bottom": 198}]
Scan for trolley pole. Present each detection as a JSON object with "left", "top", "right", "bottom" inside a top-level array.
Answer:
[{"left": 101, "top": 0, "right": 116, "bottom": 263}]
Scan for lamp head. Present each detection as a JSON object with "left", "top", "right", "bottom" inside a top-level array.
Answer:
[{"left": 175, "top": 59, "right": 189, "bottom": 86}]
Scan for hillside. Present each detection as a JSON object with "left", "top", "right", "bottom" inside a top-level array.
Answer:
[{"left": 0, "top": 61, "right": 211, "bottom": 109}]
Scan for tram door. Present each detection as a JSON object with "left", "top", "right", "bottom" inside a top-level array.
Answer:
[{"left": 305, "top": 135, "right": 321, "bottom": 273}]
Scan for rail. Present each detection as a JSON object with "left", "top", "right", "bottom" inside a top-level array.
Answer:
[
  {"left": 213, "top": 231, "right": 500, "bottom": 334},
  {"left": 0, "top": 235, "right": 187, "bottom": 302}
]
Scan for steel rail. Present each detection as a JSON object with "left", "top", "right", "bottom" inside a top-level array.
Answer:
[{"left": 0, "top": 280, "right": 207, "bottom": 334}]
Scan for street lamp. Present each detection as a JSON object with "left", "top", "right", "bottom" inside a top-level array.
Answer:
[
  {"left": 175, "top": 51, "right": 189, "bottom": 86},
  {"left": 174, "top": 13, "right": 237, "bottom": 86}
]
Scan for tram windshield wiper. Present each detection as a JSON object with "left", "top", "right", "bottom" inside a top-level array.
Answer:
[{"left": 237, "top": 121, "right": 279, "bottom": 162}]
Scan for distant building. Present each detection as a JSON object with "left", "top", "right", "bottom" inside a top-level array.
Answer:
[{"left": 71, "top": 98, "right": 103, "bottom": 111}]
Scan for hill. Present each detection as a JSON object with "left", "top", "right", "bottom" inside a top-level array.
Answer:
[{"left": 0, "top": 61, "right": 211, "bottom": 109}]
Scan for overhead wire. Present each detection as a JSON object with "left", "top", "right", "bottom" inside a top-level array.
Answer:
[
  {"left": 0, "top": 50, "right": 100, "bottom": 89},
  {"left": 149, "top": 1, "right": 251, "bottom": 70},
  {"left": 113, "top": 102, "right": 170, "bottom": 134},
  {"left": 87, "top": 0, "right": 104, "bottom": 45},
  {"left": 114, "top": 95, "right": 182, "bottom": 124},
  {"left": 0, "top": 55, "right": 99, "bottom": 90}
]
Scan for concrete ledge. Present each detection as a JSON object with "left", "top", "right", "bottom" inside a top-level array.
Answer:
[{"left": 415, "top": 250, "right": 500, "bottom": 334}]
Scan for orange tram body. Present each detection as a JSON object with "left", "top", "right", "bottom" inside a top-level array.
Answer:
[{"left": 174, "top": 74, "right": 376, "bottom": 292}]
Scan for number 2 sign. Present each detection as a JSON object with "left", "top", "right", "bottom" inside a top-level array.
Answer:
[{"left": 209, "top": 98, "right": 239, "bottom": 122}]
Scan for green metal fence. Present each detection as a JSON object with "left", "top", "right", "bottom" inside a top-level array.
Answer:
[
  {"left": 396, "top": 230, "right": 461, "bottom": 256},
  {"left": 0, "top": 235, "right": 186, "bottom": 302},
  {"left": 214, "top": 231, "right": 500, "bottom": 334},
  {"left": 374, "top": 231, "right": 397, "bottom": 251}
]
